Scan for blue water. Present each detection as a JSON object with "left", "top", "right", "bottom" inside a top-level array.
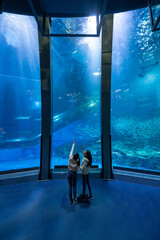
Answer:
[
  {"left": 111, "top": 7, "right": 160, "bottom": 171},
  {"left": 1, "top": 9, "right": 159, "bottom": 173},
  {"left": 51, "top": 17, "right": 101, "bottom": 168},
  {"left": 0, "top": 13, "right": 41, "bottom": 171}
]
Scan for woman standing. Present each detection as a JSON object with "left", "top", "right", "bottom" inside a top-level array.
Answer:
[
  {"left": 68, "top": 140, "right": 80, "bottom": 204},
  {"left": 80, "top": 146, "right": 93, "bottom": 200}
]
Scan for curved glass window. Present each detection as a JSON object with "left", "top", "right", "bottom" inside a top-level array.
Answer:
[
  {"left": 0, "top": 13, "right": 41, "bottom": 171},
  {"left": 111, "top": 8, "right": 160, "bottom": 171},
  {"left": 51, "top": 17, "right": 101, "bottom": 169}
]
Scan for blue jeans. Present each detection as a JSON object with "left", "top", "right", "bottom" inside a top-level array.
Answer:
[
  {"left": 67, "top": 169, "right": 77, "bottom": 200},
  {"left": 82, "top": 174, "right": 92, "bottom": 197}
]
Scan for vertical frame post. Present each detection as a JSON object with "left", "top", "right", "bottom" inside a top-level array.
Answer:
[
  {"left": 101, "top": 15, "right": 113, "bottom": 180},
  {"left": 38, "top": 17, "right": 52, "bottom": 180},
  {"left": 0, "top": 0, "right": 3, "bottom": 14}
]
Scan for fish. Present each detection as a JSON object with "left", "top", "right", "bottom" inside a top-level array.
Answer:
[
  {"left": 113, "top": 151, "right": 123, "bottom": 157},
  {"left": 14, "top": 116, "right": 31, "bottom": 120},
  {"left": 138, "top": 61, "right": 159, "bottom": 78},
  {"left": 114, "top": 89, "right": 121, "bottom": 93},
  {"left": 138, "top": 73, "right": 144, "bottom": 78},
  {"left": 72, "top": 50, "right": 77, "bottom": 54},
  {"left": 93, "top": 72, "right": 101, "bottom": 76}
]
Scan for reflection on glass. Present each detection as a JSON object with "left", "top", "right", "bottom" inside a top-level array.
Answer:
[
  {"left": 151, "top": 1, "right": 160, "bottom": 29},
  {"left": 51, "top": 17, "right": 97, "bottom": 35},
  {"left": 51, "top": 17, "right": 101, "bottom": 168},
  {"left": 0, "top": 13, "right": 41, "bottom": 171},
  {"left": 111, "top": 8, "right": 160, "bottom": 171}
]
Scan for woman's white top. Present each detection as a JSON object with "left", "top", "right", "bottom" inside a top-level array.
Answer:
[{"left": 80, "top": 157, "right": 90, "bottom": 175}]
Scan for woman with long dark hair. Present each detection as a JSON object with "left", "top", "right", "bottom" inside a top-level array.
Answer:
[{"left": 80, "top": 146, "right": 93, "bottom": 200}]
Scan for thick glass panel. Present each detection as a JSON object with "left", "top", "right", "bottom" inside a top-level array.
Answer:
[
  {"left": 111, "top": 8, "right": 160, "bottom": 171},
  {"left": 0, "top": 13, "right": 41, "bottom": 171},
  {"left": 51, "top": 17, "right": 101, "bottom": 169},
  {"left": 51, "top": 17, "right": 97, "bottom": 34}
]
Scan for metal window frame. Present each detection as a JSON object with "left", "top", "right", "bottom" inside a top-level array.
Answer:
[
  {"left": 148, "top": 0, "right": 160, "bottom": 31},
  {"left": 113, "top": 166, "right": 160, "bottom": 176},
  {"left": 27, "top": 0, "right": 107, "bottom": 37}
]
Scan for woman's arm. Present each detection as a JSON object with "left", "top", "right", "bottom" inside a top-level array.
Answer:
[
  {"left": 69, "top": 140, "right": 75, "bottom": 159},
  {"left": 80, "top": 158, "right": 88, "bottom": 170},
  {"left": 82, "top": 146, "right": 85, "bottom": 155}
]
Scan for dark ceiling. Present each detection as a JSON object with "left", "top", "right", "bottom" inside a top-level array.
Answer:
[{"left": 2, "top": 0, "right": 148, "bottom": 17}]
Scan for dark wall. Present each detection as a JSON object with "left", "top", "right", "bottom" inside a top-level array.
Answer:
[{"left": 2, "top": 0, "right": 148, "bottom": 17}]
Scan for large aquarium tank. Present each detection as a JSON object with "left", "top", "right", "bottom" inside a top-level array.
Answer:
[
  {"left": 111, "top": 7, "right": 160, "bottom": 172},
  {"left": 0, "top": 13, "right": 41, "bottom": 171},
  {"left": 51, "top": 17, "right": 101, "bottom": 169}
]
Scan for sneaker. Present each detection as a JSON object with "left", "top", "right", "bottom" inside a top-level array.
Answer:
[
  {"left": 73, "top": 198, "right": 77, "bottom": 204},
  {"left": 89, "top": 195, "right": 93, "bottom": 200},
  {"left": 69, "top": 199, "right": 73, "bottom": 205}
]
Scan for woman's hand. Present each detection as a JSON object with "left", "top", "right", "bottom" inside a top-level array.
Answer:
[
  {"left": 73, "top": 140, "right": 75, "bottom": 144},
  {"left": 82, "top": 146, "right": 85, "bottom": 154}
]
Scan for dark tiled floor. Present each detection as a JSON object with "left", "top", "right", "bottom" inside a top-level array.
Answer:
[{"left": 0, "top": 178, "right": 160, "bottom": 240}]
